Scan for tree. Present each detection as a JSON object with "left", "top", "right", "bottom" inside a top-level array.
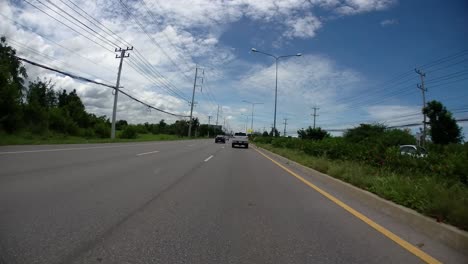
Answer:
[
  {"left": 262, "top": 131, "right": 269, "bottom": 137},
  {"left": 0, "top": 36, "right": 27, "bottom": 132},
  {"left": 344, "top": 123, "right": 386, "bottom": 143},
  {"left": 269, "top": 128, "right": 280, "bottom": 137},
  {"left": 63, "top": 89, "right": 88, "bottom": 127},
  {"left": 26, "top": 79, "right": 56, "bottom": 108},
  {"left": 297, "top": 126, "right": 330, "bottom": 140},
  {"left": 169, "top": 120, "right": 189, "bottom": 136},
  {"left": 116, "top": 120, "right": 128, "bottom": 130},
  {"left": 24, "top": 79, "right": 57, "bottom": 133},
  {"left": 423, "top": 100, "right": 462, "bottom": 144}
]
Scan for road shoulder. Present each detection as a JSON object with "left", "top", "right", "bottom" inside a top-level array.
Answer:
[{"left": 253, "top": 144, "right": 468, "bottom": 263}]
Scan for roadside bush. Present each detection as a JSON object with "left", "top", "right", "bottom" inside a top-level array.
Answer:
[
  {"left": 82, "top": 128, "right": 95, "bottom": 139},
  {"left": 134, "top": 124, "right": 149, "bottom": 134},
  {"left": 377, "top": 129, "right": 416, "bottom": 147},
  {"left": 94, "top": 122, "right": 110, "bottom": 138},
  {"left": 253, "top": 136, "right": 273, "bottom": 144},
  {"left": 120, "top": 125, "right": 138, "bottom": 139}
]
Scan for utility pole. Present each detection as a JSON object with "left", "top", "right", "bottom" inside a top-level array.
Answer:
[
  {"left": 111, "top": 47, "right": 132, "bottom": 139},
  {"left": 311, "top": 106, "right": 319, "bottom": 129},
  {"left": 208, "top": 115, "right": 212, "bottom": 138},
  {"left": 188, "top": 66, "right": 204, "bottom": 137},
  {"left": 216, "top": 105, "right": 220, "bottom": 126},
  {"left": 283, "top": 118, "right": 288, "bottom": 137},
  {"left": 415, "top": 68, "right": 427, "bottom": 147}
]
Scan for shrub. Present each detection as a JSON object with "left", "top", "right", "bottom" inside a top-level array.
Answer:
[
  {"left": 82, "top": 128, "right": 95, "bottom": 139},
  {"left": 94, "top": 122, "right": 110, "bottom": 138},
  {"left": 120, "top": 125, "right": 138, "bottom": 139}
]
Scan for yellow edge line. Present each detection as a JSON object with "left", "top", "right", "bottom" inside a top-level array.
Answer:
[{"left": 254, "top": 148, "right": 441, "bottom": 264}]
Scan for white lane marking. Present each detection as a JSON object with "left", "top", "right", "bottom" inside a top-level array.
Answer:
[
  {"left": 204, "top": 155, "right": 214, "bottom": 162},
  {"left": 136, "top": 150, "right": 160, "bottom": 156},
  {"left": 187, "top": 144, "right": 194, "bottom": 147},
  {"left": 0, "top": 143, "right": 158, "bottom": 155},
  {"left": 222, "top": 146, "right": 225, "bottom": 149}
]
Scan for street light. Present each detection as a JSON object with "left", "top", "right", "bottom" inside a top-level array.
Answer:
[
  {"left": 251, "top": 48, "right": 301, "bottom": 136},
  {"left": 242, "top": 100, "right": 263, "bottom": 134},
  {"left": 240, "top": 113, "right": 249, "bottom": 133}
]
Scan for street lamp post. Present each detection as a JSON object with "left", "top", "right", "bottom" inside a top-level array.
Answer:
[
  {"left": 242, "top": 100, "right": 263, "bottom": 134},
  {"left": 240, "top": 113, "right": 249, "bottom": 133},
  {"left": 251, "top": 48, "right": 301, "bottom": 136}
]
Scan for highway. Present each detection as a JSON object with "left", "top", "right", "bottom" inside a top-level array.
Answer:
[{"left": 0, "top": 139, "right": 466, "bottom": 264}]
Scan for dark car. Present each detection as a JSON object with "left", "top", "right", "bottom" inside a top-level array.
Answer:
[{"left": 215, "top": 135, "right": 226, "bottom": 143}]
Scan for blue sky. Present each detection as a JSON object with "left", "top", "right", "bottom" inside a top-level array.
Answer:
[{"left": 1, "top": 0, "right": 467, "bottom": 136}]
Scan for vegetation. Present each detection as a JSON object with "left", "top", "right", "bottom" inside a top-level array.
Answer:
[
  {"left": 297, "top": 126, "right": 330, "bottom": 140},
  {"left": 0, "top": 131, "right": 189, "bottom": 145},
  {"left": 424, "top": 100, "right": 463, "bottom": 144},
  {"left": 0, "top": 37, "right": 223, "bottom": 144},
  {"left": 253, "top": 123, "right": 468, "bottom": 230}
]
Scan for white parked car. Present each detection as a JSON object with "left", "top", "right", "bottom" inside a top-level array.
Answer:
[{"left": 399, "top": 145, "right": 428, "bottom": 158}]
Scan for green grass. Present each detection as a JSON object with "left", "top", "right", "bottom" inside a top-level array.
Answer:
[
  {"left": 0, "top": 131, "right": 198, "bottom": 145},
  {"left": 256, "top": 143, "right": 468, "bottom": 231}
]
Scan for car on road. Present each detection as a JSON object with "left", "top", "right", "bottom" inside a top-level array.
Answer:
[
  {"left": 215, "top": 135, "right": 226, "bottom": 143},
  {"left": 399, "top": 145, "right": 428, "bottom": 158},
  {"left": 232, "top": 132, "right": 248, "bottom": 148}
]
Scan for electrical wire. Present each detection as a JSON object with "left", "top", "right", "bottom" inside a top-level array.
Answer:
[
  {"left": 16, "top": 56, "right": 189, "bottom": 117},
  {"left": 34, "top": 0, "right": 191, "bottom": 102},
  {"left": 23, "top": 0, "right": 114, "bottom": 52},
  {"left": 117, "top": 0, "right": 193, "bottom": 83}
]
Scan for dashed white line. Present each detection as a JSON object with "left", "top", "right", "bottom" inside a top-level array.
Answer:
[
  {"left": 204, "top": 155, "right": 214, "bottom": 162},
  {"left": 136, "top": 150, "right": 160, "bottom": 156},
  {"left": 187, "top": 144, "right": 195, "bottom": 147}
]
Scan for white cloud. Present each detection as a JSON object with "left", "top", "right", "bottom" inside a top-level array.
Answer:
[
  {"left": 380, "top": 18, "right": 399, "bottom": 27},
  {"left": 232, "top": 54, "right": 363, "bottom": 132},
  {"left": 1, "top": 0, "right": 399, "bottom": 130},
  {"left": 335, "top": 0, "right": 397, "bottom": 15},
  {"left": 284, "top": 14, "right": 322, "bottom": 39}
]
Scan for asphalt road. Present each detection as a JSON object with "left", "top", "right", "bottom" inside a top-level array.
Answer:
[{"left": 0, "top": 139, "right": 466, "bottom": 264}]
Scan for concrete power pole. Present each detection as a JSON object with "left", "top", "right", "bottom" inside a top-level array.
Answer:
[
  {"left": 188, "top": 66, "right": 204, "bottom": 137},
  {"left": 111, "top": 47, "right": 132, "bottom": 139},
  {"left": 216, "top": 105, "right": 220, "bottom": 126},
  {"left": 223, "top": 117, "right": 226, "bottom": 129},
  {"left": 311, "top": 106, "right": 319, "bottom": 129},
  {"left": 415, "top": 69, "right": 427, "bottom": 147},
  {"left": 283, "top": 118, "right": 288, "bottom": 137},
  {"left": 208, "top": 115, "right": 212, "bottom": 138}
]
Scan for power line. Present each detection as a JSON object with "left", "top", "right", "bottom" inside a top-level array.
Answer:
[
  {"left": 30, "top": 0, "right": 190, "bottom": 102},
  {"left": 321, "top": 49, "right": 468, "bottom": 115},
  {"left": 1, "top": 13, "right": 118, "bottom": 75},
  {"left": 7, "top": 38, "right": 115, "bottom": 84},
  {"left": 16, "top": 56, "right": 189, "bottom": 118},
  {"left": 23, "top": 0, "right": 113, "bottom": 52},
  {"left": 117, "top": 0, "right": 193, "bottom": 83},
  {"left": 42, "top": 0, "right": 119, "bottom": 47},
  {"left": 137, "top": 0, "right": 195, "bottom": 71}
]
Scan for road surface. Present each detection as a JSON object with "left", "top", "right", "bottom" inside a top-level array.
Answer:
[{"left": 0, "top": 139, "right": 466, "bottom": 263}]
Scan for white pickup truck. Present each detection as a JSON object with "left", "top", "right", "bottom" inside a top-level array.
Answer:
[{"left": 232, "top": 132, "right": 249, "bottom": 148}]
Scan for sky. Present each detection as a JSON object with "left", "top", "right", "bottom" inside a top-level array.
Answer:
[{"left": 1, "top": 0, "right": 467, "bottom": 136}]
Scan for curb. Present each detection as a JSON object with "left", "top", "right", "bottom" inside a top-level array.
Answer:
[{"left": 254, "top": 145, "right": 468, "bottom": 254}]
